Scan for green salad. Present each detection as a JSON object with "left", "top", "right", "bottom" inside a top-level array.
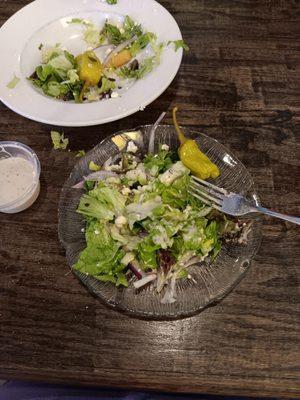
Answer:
[
  {"left": 73, "top": 133, "right": 251, "bottom": 304},
  {"left": 28, "top": 15, "right": 187, "bottom": 103}
]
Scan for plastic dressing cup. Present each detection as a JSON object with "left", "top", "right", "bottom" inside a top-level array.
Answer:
[{"left": 0, "top": 141, "right": 41, "bottom": 213}]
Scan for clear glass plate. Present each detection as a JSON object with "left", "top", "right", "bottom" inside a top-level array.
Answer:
[{"left": 58, "top": 125, "right": 262, "bottom": 319}]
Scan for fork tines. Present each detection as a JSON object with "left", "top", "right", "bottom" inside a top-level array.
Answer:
[{"left": 189, "top": 176, "right": 227, "bottom": 211}]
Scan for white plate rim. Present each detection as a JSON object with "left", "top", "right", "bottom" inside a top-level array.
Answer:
[{"left": 0, "top": 0, "right": 183, "bottom": 126}]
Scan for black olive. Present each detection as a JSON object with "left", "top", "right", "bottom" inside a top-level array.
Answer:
[
  {"left": 29, "top": 71, "right": 38, "bottom": 80},
  {"left": 130, "top": 59, "right": 139, "bottom": 71}
]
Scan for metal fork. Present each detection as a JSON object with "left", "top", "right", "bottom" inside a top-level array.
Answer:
[{"left": 190, "top": 176, "right": 300, "bottom": 225}]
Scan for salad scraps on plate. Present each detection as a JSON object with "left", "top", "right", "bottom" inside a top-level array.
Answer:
[
  {"left": 72, "top": 113, "right": 252, "bottom": 304},
  {"left": 28, "top": 15, "right": 188, "bottom": 103}
]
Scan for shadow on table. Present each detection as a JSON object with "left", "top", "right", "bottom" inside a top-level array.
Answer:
[{"left": 0, "top": 381, "right": 286, "bottom": 400}]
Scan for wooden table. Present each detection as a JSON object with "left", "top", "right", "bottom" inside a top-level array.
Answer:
[{"left": 0, "top": 0, "right": 299, "bottom": 398}]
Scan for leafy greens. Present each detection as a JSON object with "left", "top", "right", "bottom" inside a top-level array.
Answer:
[{"left": 73, "top": 143, "right": 249, "bottom": 301}]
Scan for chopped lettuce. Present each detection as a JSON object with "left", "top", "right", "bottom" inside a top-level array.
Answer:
[
  {"left": 126, "top": 196, "right": 162, "bottom": 229},
  {"left": 29, "top": 46, "right": 83, "bottom": 101},
  {"left": 134, "top": 57, "right": 155, "bottom": 79},
  {"left": 143, "top": 148, "right": 175, "bottom": 175},
  {"left": 130, "top": 32, "right": 155, "bottom": 57},
  {"left": 7, "top": 74, "right": 20, "bottom": 89},
  {"left": 75, "top": 145, "right": 249, "bottom": 301},
  {"left": 150, "top": 37, "right": 164, "bottom": 63},
  {"left": 47, "top": 51, "right": 75, "bottom": 72},
  {"left": 28, "top": 14, "right": 165, "bottom": 103},
  {"left": 138, "top": 236, "right": 160, "bottom": 270},
  {"left": 168, "top": 39, "right": 190, "bottom": 52},
  {"left": 123, "top": 15, "right": 143, "bottom": 39},
  {"left": 89, "top": 161, "right": 101, "bottom": 171},
  {"left": 76, "top": 150, "right": 86, "bottom": 158},
  {"left": 104, "top": 23, "right": 124, "bottom": 45},
  {"left": 118, "top": 57, "right": 155, "bottom": 80},
  {"left": 83, "top": 77, "right": 116, "bottom": 101},
  {"left": 155, "top": 174, "right": 190, "bottom": 209},
  {"left": 104, "top": 15, "right": 142, "bottom": 45},
  {"left": 36, "top": 65, "right": 55, "bottom": 81},
  {"left": 77, "top": 182, "right": 126, "bottom": 221},
  {"left": 99, "top": 77, "right": 116, "bottom": 94},
  {"left": 125, "top": 163, "right": 147, "bottom": 185},
  {"left": 202, "top": 220, "right": 221, "bottom": 256},
  {"left": 51, "top": 131, "right": 69, "bottom": 150},
  {"left": 68, "top": 18, "right": 85, "bottom": 24},
  {"left": 67, "top": 18, "right": 104, "bottom": 47},
  {"left": 65, "top": 69, "right": 80, "bottom": 84},
  {"left": 77, "top": 194, "right": 114, "bottom": 221},
  {"left": 151, "top": 224, "right": 174, "bottom": 249},
  {"left": 84, "top": 24, "right": 105, "bottom": 47},
  {"left": 41, "top": 45, "right": 63, "bottom": 64},
  {"left": 74, "top": 221, "right": 127, "bottom": 286}
]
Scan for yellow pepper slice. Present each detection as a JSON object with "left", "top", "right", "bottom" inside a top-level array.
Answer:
[
  {"left": 76, "top": 51, "right": 103, "bottom": 102},
  {"left": 173, "top": 107, "right": 220, "bottom": 180},
  {"left": 76, "top": 51, "right": 103, "bottom": 87}
]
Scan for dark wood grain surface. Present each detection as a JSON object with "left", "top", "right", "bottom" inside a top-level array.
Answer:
[{"left": 0, "top": 0, "right": 299, "bottom": 398}]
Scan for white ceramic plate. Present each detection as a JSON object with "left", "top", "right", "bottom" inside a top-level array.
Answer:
[{"left": 0, "top": 0, "right": 183, "bottom": 127}]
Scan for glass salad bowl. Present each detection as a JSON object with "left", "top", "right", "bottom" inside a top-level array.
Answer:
[{"left": 58, "top": 125, "right": 262, "bottom": 319}]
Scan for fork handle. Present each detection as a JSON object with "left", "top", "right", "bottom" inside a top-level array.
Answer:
[{"left": 253, "top": 206, "right": 300, "bottom": 225}]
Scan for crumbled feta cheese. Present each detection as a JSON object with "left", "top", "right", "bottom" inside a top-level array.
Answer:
[
  {"left": 125, "top": 164, "right": 147, "bottom": 184},
  {"left": 127, "top": 141, "right": 138, "bottom": 153},
  {"left": 94, "top": 230, "right": 100, "bottom": 235},
  {"left": 106, "top": 163, "right": 122, "bottom": 171},
  {"left": 121, "top": 187, "right": 131, "bottom": 196},
  {"left": 111, "top": 92, "right": 119, "bottom": 98},
  {"left": 115, "top": 215, "right": 128, "bottom": 229},
  {"left": 106, "top": 177, "right": 121, "bottom": 184},
  {"left": 160, "top": 161, "right": 189, "bottom": 186},
  {"left": 128, "top": 161, "right": 138, "bottom": 170},
  {"left": 161, "top": 144, "right": 169, "bottom": 151},
  {"left": 81, "top": 228, "right": 85, "bottom": 233}
]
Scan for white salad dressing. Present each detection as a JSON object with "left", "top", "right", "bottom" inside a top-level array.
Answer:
[{"left": 0, "top": 157, "right": 36, "bottom": 206}]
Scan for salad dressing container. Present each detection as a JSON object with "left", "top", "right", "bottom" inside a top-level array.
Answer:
[{"left": 0, "top": 141, "right": 40, "bottom": 213}]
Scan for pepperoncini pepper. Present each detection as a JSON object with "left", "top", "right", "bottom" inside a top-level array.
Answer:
[
  {"left": 173, "top": 107, "right": 220, "bottom": 180},
  {"left": 76, "top": 51, "right": 103, "bottom": 101}
]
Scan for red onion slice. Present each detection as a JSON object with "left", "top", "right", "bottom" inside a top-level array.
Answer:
[
  {"left": 133, "top": 273, "right": 157, "bottom": 290},
  {"left": 72, "top": 171, "right": 118, "bottom": 189},
  {"left": 148, "top": 112, "right": 166, "bottom": 154}
]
